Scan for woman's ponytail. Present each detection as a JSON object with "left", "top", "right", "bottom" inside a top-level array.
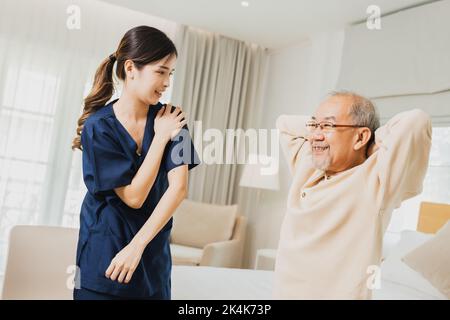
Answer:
[{"left": 71, "top": 54, "right": 116, "bottom": 150}]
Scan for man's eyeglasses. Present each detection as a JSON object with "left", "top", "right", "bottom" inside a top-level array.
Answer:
[{"left": 305, "top": 120, "right": 364, "bottom": 133}]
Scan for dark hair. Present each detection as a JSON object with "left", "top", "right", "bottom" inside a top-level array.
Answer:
[{"left": 72, "top": 26, "right": 177, "bottom": 150}]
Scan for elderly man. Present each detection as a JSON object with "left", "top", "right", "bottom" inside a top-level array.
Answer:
[{"left": 274, "top": 91, "right": 432, "bottom": 299}]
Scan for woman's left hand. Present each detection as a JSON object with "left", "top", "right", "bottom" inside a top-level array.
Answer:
[{"left": 105, "top": 241, "right": 145, "bottom": 284}]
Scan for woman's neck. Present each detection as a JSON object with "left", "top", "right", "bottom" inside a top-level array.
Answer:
[{"left": 114, "top": 91, "right": 147, "bottom": 122}]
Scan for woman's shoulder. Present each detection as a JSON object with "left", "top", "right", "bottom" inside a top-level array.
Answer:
[
  {"left": 84, "top": 104, "right": 115, "bottom": 131},
  {"left": 153, "top": 102, "right": 164, "bottom": 109},
  {"left": 150, "top": 102, "right": 165, "bottom": 115}
]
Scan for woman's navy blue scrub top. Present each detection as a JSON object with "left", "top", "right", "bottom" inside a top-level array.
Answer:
[{"left": 75, "top": 99, "right": 199, "bottom": 298}]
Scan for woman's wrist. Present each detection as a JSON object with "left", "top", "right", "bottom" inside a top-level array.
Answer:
[
  {"left": 131, "top": 234, "right": 149, "bottom": 250},
  {"left": 153, "top": 133, "right": 170, "bottom": 145}
]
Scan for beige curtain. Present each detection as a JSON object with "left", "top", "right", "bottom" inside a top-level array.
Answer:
[{"left": 171, "top": 26, "right": 268, "bottom": 205}]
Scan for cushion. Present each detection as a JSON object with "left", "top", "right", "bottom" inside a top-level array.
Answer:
[
  {"left": 171, "top": 199, "right": 238, "bottom": 248},
  {"left": 170, "top": 244, "right": 203, "bottom": 266},
  {"left": 402, "top": 222, "right": 450, "bottom": 299},
  {"left": 381, "top": 230, "right": 445, "bottom": 298}
]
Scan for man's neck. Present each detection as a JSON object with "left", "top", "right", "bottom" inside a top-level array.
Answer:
[{"left": 325, "top": 154, "right": 368, "bottom": 177}]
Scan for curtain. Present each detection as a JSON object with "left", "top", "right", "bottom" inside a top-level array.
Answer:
[
  {"left": 337, "top": 0, "right": 450, "bottom": 98},
  {"left": 0, "top": 0, "right": 177, "bottom": 273},
  {"left": 171, "top": 25, "right": 268, "bottom": 206},
  {"left": 336, "top": 0, "right": 450, "bottom": 123}
]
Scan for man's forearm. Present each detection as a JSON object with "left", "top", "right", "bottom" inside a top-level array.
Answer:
[
  {"left": 276, "top": 115, "right": 311, "bottom": 172},
  {"left": 276, "top": 115, "right": 310, "bottom": 140},
  {"left": 374, "top": 109, "right": 431, "bottom": 149},
  {"left": 374, "top": 109, "right": 432, "bottom": 209}
]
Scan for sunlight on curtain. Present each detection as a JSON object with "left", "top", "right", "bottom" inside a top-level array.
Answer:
[{"left": 0, "top": 66, "right": 59, "bottom": 227}]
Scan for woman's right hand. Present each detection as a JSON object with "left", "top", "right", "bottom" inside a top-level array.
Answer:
[{"left": 154, "top": 103, "right": 187, "bottom": 142}]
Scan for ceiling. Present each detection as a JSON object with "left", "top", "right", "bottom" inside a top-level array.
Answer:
[{"left": 101, "top": 0, "right": 438, "bottom": 49}]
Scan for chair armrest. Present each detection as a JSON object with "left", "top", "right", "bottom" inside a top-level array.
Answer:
[{"left": 200, "top": 239, "right": 244, "bottom": 268}]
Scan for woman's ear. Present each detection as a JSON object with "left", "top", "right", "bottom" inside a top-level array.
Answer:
[
  {"left": 124, "top": 59, "right": 135, "bottom": 80},
  {"left": 353, "top": 128, "right": 371, "bottom": 151}
]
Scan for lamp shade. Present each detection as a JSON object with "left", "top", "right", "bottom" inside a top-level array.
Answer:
[{"left": 239, "top": 154, "right": 279, "bottom": 191}]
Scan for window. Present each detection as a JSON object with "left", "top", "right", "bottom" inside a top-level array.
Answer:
[{"left": 0, "top": 66, "right": 60, "bottom": 269}]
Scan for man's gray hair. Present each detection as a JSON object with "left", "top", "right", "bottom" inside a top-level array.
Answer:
[{"left": 328, "top": 90, "right": 380, "bottom": 144}]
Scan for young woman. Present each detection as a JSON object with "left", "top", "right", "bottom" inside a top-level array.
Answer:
[{"left": 71, "top": 26, "right": 198, "bottom": 300}]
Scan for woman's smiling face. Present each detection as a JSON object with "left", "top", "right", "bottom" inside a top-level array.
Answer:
[{"left": 128, "top": 53, "right": 176, "bottom": 106}]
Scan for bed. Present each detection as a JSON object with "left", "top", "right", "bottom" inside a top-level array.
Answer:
[
  {"left": 171, "top": 262, "right": 446, "bottom": 300},
  {"left": 171, "top": 202, "right": 450, "bottom": 300},
  {"left": 1, "top": 203, "right": 447, "bottom": 300}
]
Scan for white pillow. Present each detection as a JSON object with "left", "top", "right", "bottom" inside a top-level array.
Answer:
[
  {"left": 381, "top": 230, "right": 445, "bottom": 299},
  {"left": 402, "top": 222, "right": 450, "bottom": 299}
]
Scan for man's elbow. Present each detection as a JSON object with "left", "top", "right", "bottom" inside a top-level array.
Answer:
[{"left": 410, "top": 109, "right": 431, "bottom": 130}]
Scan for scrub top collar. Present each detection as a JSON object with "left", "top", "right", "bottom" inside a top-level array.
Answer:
[{"left": 108, "top": 98, "right": 157, "bottom": 159}]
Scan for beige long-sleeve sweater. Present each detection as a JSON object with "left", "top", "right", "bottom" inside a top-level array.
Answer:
[{"left": 273, "top": 109, "right": 432, "bottom": 299}]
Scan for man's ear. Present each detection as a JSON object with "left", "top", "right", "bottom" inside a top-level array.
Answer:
[{"left": 353, "top": 128, "right": 371, "bottom": 151}]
